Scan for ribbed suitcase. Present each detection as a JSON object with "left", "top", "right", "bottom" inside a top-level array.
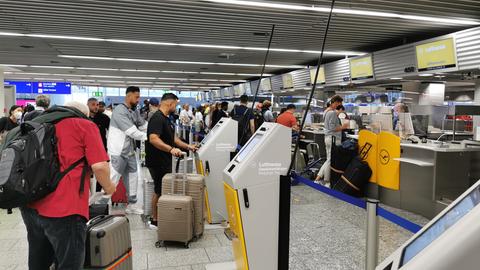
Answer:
[
  {"left": 157, "top": 164, "right": 194, "bottom": 248},
  {"left": 143, "top": 169, "right": 155, "bottom": 217},
  {"left": 156, "top": 194, "right": 194, "bottom": 248},
  {"left": 162, "top": 156, "right": 205, "bottom": 238},
  {"left": 84, "top": 215, "right": 132, "bottom": 270}
]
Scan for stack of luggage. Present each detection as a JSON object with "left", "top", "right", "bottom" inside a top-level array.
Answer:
[
  {"left": 331, "top": 138, "right": 373, "bottom": 197},
  {"left": 330, "top": 138, "right": 358, "bottom": 187},
  {"left": 156, "top": 154, "right": 205, "bottom": 248}
]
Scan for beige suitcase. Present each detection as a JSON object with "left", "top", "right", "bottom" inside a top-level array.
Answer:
[
  {"left": 162, "top": 156, "right": 205, "bottom": 238},
  {"left": 156, "top": 171, "right": 194, "bottom": 248}
]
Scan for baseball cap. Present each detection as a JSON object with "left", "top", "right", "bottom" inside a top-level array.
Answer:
[{"left": 149, "top": 98, "right": 160, "bottom": 105}]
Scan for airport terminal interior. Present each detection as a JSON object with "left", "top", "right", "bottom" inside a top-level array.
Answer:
[{"left": 1, "top": 1, "right": 480, "bottom": 270}]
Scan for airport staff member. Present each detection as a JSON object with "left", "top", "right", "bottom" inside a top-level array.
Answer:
[
  {"left": 315, "top": 95, "right": 349, "bottom": 186},
  {"left": 146, "top": 93, "right": 198, "bottom": 227},
  {"left": 276, "top": 104, "right": 299, "bottom": 131}
]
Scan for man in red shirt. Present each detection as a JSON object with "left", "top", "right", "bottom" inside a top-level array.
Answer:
[
  {"left": 276, "top": 104, "right": 299, "bottom": 131},
  {"left": 20, "top": 101, "right": 116, "bottom": 270}
]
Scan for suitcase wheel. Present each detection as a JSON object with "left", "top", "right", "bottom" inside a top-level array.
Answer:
[
  {"left": 184, "top": 242, "right": 190, "bottom": 249},
  {"left": 155, "top": 241, "right": 165, "bottom": 248}
]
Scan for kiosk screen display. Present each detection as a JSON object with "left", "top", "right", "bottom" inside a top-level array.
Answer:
[
  {"left": 201, "top": 124, "right": 220, "bottom": 145},
  {"left": 235, "top": 134, "right": 262, "bottom": 163},
  {"left": 401, "top": 185, "right": 480, "bottom": 266}
]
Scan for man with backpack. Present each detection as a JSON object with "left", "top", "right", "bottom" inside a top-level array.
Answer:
[
  {"left": 14, "top": 101, "right": 116, "bottom": 270},
  {"left": 23, "top": 94, "right": 50, "bottom": 121},
  {"left": 230, "top": 95, "right": 255, "bottom": 147}
]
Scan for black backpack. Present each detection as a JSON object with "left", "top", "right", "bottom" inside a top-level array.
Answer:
[
  {"left": 231, "top": 106, "right": 252, "bottom": 146},
  {"left": 253, "top": 109, "right": 265, "bottom": 131},
  {"left": 0, "top": 106, "right": 90, "bottom": 209}
]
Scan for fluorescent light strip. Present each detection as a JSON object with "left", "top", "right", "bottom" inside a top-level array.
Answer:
[
  {"left": 78, "top": 67, "right": 119, "bottom": 71},
  {"left": 203, "top": 0, "right": 480, "bottom": 25},
  {"left": 0, "top": 32, "right": 365, "bottom": 56},
  {"left": 58, "top": 55, "right": 306, "bottom": 69}
]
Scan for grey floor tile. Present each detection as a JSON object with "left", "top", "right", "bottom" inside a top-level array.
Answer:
[
  {"left": 148, "top": 266, "right": 192, "bottom": 270},
  {"left": 189, "top": 234, "right": 221, "bottom": 249},
  {"left": 215, "top": 234, "right": 231, "bottom": 247},
  {"left": 148, "top": 248, "right": 210, "bottom": 268},
  {"left": 0, "top": 239, "right": 17, "bottom": 252},
  {"left": 133, "top": 251, "right": 148, "bottom": 270},
  {"left": 0, "top": 251, "right": 28, "bottom": 266},
  {"left": 190, "top": 264, "right": 207, "bottom": 270},
  {"left": 204, "top": 246, "right": 233, "bottom": 263}
]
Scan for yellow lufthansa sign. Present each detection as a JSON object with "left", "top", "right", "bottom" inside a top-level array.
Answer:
[
  {"left": 416, "top": 38, "right": 457, "bottom": 72},
  {"left": 350, "top": 55, "right": 374, "bottom": 80},
  {"left": 358, "top": 130, "right": 378, "bottom": 183},
  {"left": 377, "top": 132, "right": 400, "bottom": 190},
  {"left": 310, "top": 66, "right": 326, "bottom": 85},
  {"left": 282, "top": 73, "right": 294, "bottom": 89}
]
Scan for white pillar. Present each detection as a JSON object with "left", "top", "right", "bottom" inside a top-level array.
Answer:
[{"left": 0, "top": 66, "right": 5, "bottom": 117}]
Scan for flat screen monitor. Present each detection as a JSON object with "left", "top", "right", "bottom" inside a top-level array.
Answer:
[
  {"left": 350, "top": 55, "right": 374, "bottom": 80},
  {"left": 201, "top": 122, "right": 222, "bottom": 145},
  {"left": 310, "top": 66, "right": 326, "bottom": 85},
  {"left": 235, "top": 134, "right": 263, "bottom": 163},
  {"left": 400, "top": 185, "right": 480, "bottom": 267},
  {"left": 412, "top": 115, "right": 429, "bottom": 137},
  {"left": 416, "top": 38, "right": 457, "bottom": 72}
]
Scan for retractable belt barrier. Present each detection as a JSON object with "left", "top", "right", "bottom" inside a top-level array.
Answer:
[{"left": 292, "top": 173, "right": 422, "bottom": 234}]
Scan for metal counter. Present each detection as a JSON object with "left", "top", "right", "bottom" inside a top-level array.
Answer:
[{"left": 379, "top": 142, "right": 480, "bottom": 219}]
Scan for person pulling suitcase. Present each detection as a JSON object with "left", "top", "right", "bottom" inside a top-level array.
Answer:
[{"left": 145, "top": 93, "right": 198, "bottom": 227}]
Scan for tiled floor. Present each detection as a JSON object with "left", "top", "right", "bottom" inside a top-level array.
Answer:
[{"left": 0, "top": 182, "right": 429, "bottom": 270}]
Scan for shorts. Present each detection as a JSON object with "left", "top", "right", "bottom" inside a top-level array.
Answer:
[{"left": 148, "top": 167, "right": 171, "bottom": 195}]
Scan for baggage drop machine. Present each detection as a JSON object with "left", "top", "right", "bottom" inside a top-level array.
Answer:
[
  {"left": 223, "top": 123, "right": 292, "bottom": 270},
  {"left": 377, "top": 179, "right": 480, "bottom": 270},
  {"left": 195, "top": 117, "right": 238, "bottom": 224}
]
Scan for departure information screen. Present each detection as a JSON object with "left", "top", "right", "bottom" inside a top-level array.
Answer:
[
  {"left": 5, "top": 81, "right": 71, "bottom": 94},
  {"left": 401, "top": 185, "right": 480, "bottom": 266},
  {"left": 416, "top": 38, "right": 457, "bottom": 72},
  {"left": 235, "top": 134, "right": 262, "bottom": 163},
  {"left": 310, "top": 66, "right": 326, "bottom": 85},
  {"left": 350, "top": 55, "right": 374, "bottom": 80}
]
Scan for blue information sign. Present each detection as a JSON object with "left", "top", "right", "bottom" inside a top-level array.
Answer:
[{"left": 4, "top": 81, "right": 71, "bottom": 94}]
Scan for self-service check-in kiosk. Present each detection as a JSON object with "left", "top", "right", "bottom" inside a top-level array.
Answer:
[
  {"left": 223, "top": 123, "right": 291, "bottom": 270},
  {"left": 196, "top": 117, "right": 238, "bottom": 224},
  {"left": 377, "top": 179, "right": 480, "bottom": 270}
]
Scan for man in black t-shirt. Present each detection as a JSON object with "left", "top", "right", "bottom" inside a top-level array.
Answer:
[
  {"left": 145, "top": 93, "right": 198, "bottom": 226},
  {"left": 230, "top": 95, "right": 255, "bottom": 146}
]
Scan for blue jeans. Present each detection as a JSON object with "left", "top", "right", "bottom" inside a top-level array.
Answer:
[{"left": 20, "top": 207, "right": 87, "bottom": 270}]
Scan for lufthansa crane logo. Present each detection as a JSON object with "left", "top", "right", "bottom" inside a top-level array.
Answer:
[{"left": 379, "top": 149, "right": 390, "bottom": 165}]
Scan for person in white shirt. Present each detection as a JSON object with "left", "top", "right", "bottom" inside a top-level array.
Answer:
[
  {"left": 179, "top": 104, "right": 193, "bottom": 142},
  {"left": 194, "top": 106, "right": 204, "bottom": 142}
]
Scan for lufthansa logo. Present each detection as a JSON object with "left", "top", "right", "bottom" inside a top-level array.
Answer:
[{"left": 379, "top": 149, "right": 390, "bottom": 165}]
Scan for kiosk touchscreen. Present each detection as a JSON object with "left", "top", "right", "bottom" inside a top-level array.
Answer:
[
  {"left": 195, "top": 117, "right": 237, "bottom": 224},
  {"left": 223, "top": 123, "right": 291, "bottom": 270},
  {"left": 377, "top": 180, "right": 480, "bottom": 270}
]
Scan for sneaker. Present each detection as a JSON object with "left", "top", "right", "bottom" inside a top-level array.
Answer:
[
  {"left": 148, "top": 220, "right": 158, "bottom": 229},
  {"left": 314, "top": 180, "right": 321, "bottom": 184},
  {"left": 125, "top": 204, "right": 144, "bottom": 215}
]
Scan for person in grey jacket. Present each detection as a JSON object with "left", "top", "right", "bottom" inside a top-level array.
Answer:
[{"left": 107, "top": 86, "right": 147, "bottom": 214}]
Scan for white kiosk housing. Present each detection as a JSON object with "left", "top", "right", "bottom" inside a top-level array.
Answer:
[
  {"left": 377, "top": 179, "right": 480, "bottom": 270},
  {"left": 223, "top": 123, "right": 291, "bottom": 270},
  {"left": 196, "top": 117, "right": 237, "bottom": 224}
]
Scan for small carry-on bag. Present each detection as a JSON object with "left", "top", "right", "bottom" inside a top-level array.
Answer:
[
  {"left": 157, "top": 157, "right": 195, "bottom": 248},
  {"left": 84, "top": 215, "right": 133, "bottom": 270},
  {"left": 162, "top": 155, "right": 205, "bottom": 238},
  {"left": 333, "top": 143, "right": 372, "bottom": 197},
  {"left": 111, "top": 180, "right": 128, "bottom": 206}
]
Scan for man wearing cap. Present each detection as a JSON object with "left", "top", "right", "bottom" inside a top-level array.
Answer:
[{"left": 147, "top": 98, "right": 160, "bottom": 121}]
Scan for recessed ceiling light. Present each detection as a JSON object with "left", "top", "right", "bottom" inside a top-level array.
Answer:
[
  {"left": 202, "top": 0, "right": 480, "bottom": 25},
  {"left": 419, "top": 73, "right": 434, "bottom": 77},
  {"left": 390, "top": 77, "right": 403, "bottom": 80},
  {"left": 57, "top": 55, "right": 307, "bottom": 69},
  {"left": 434, "top": 75, "right": 446, "bottom": 78},
  {"left": 0, "top": 32, "right": 366, "bottom": 56},
  {"left": 30, "top": 65, "right": 74, "bottom": 69}
]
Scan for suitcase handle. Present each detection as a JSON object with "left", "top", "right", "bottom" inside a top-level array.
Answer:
[{"left": 171, "top": 152, "right": 188, "bottom": 196}]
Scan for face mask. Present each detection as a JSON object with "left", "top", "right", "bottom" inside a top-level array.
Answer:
[{"left": 14, "top": 111, "right": 22, "bottom": 120}]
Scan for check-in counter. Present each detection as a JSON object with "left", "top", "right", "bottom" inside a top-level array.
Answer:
[
  {"left": 301, "top": 129, "right": 326, "bottom": 159},
  {"left": 379, "top": 141, "right": 480, "bottom": 219}
]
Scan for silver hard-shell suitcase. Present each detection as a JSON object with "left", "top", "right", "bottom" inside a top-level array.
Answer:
[{"left": 84, "top": 215, "right": 132, "bottom": 270}]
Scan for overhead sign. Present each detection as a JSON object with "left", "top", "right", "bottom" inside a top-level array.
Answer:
[
  {"left": 282, "top": 73, "right": 294, "bottom": 89},
  {"left": 416, "top": 38, "right": 457, "bottom": 72},
  {"left": 4, "top": 81, "right": 33, "bottom": 93},
  {"left": 350, "top": 55, "right": 374, "bottom": 80},
  {"left": 260, "top": 78, "right": 272, "bottom": 91},
  {"left": 310, "top": 66, "right": 326, "bottom": 84},
  {"left": 4, "top": 81, "right": 71, "bottom": 94},
  {"left": 33, "top": 82, "right": 71, "bottom": 94}
]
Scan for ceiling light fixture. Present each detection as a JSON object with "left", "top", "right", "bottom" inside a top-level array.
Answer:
[
  {"left": 0, "top": 32, "right": 365, "bottom": 56},
  {"left": 390, "top": 77, "right": 403, "bottom": 80},
  {"left": 58, "top": 55, "right": 306, "bottom": 69},
  {"left": 418, "top": 73, "right": 434, "bottom": 77},
  {"left": 202, "top": 0, "right": 480, "bottom": 25}
]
